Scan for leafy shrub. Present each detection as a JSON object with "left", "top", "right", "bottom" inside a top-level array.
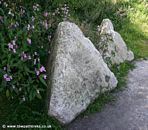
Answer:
[{"left": 0, "top": 1, "right": 70, "bottom": 102}]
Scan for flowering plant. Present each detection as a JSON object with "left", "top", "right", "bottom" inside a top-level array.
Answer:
[{"left": 0, "top": 1, "right": 70, "bottom": 102}]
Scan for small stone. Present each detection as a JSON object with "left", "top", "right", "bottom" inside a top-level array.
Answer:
[{"left": 98, "top": 19, "right": 134, "bottom": 66}]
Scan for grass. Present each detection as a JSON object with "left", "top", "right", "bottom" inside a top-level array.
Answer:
[
  {"left": 117, "top": 0, "right": 148, "bottom": 58},
  {"left": 118, "top": 2, "right": 148, "bottom": 58},
  {"left": 0, "top": 0, "right": 148, "bottom": 130},
  {"left": 0, "top": 94, "right": 9, "bottom": 125}
]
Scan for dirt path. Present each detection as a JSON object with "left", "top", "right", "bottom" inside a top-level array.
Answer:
[{"left": 68, "top": 60, "right": 148, "bottom": 130}]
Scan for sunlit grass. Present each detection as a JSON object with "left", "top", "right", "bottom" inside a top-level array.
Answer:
[{"left": 118, "top": 0, "right": 148, "bottom": 58}]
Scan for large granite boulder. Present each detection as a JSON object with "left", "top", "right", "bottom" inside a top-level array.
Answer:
[
  {"left": 47, "top": 21, "right": 118, "bottom": 124},
  {"left": 97, "top": 19, "right": 134, "bottom": 66}
]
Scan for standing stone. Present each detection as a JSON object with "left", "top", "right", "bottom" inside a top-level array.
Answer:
[
  {"left": 47, "top": 21, "right": 118, "bottom": 124},
  {"left": 97, "top": 19, "right": 134, "bottom": 66}
]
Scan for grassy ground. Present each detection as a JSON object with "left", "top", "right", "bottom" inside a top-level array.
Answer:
[
  {"left": 118, "top": 1, "right": 148, "bottom": 58},
  {"left": 0, "top": 0, "right": 148, "bottom": 130}
]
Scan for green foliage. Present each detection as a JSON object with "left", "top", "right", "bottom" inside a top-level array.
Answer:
[
  {"left": 0, "top": 1, "right": 69, "bottom": 102},
  {"left": 118, "top": 0, "right": 148, "bottom": 58},
  {"left": 0, "top": 1, "right": 70, "bottom": 129},
  {"left": 81, "top": 92, "right": 114, "bottom": 115},
  {"left": 0, "top": 92, "right": 63, "bottom": 130},
  {"left": 67, "top": 0, "right": 148, "bottom": 58},
  {"left": 111, "top": 61, "right": 135, "bottom": 90}
]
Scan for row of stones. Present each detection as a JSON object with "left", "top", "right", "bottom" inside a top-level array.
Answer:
[{"left": 47, "top": 19, "right": 134, "bottom": 124}]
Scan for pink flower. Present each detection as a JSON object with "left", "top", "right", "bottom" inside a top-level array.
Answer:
[
  {"left": 32, "top": 16, "right": 35, "bottom": 21},
  {"left": 39, "top": 66, "right": 46, "bottom": 72},
  {"left": 3, "top": 74, "right": 12, "bottom": 81},
  {"left": 3, "top": 67, "right": 7, "bottom": 71},
  {"left": 8, "top": 40, "right": 18, "bottom": 53},
  {"left": 35, "top": 66, "right": 46, "bottom": 77},
  {"left": 42, "top": 20, "right": 48, "bottom": 29},
  {"left": 4, "top": 74, "right": 7, "bottom": 79},
  {"left": 20, "top": 52, "right": 31, "bottom": 60},
  {"left": 36, "top": 71, "right": 40, "bottom": 76},
  {"left": 8, "top": 43, "right": 14, "bottom": 49},
  {"left": 35, "top": 68, "right": 40, "bottom": 76},
  {"left": 27, "top": 38, "right": 32, "bottom": 45},
  {"left": 43, "top": 12, "right": 48, "bottom": 17},
  {"left": 43, "top": 74, "right": 47, "bottom": 79},
  {"left": 24, "top": 54, "right": 27, "bottom": 58}
]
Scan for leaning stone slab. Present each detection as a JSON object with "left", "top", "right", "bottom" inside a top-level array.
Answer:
[
  {"left": 97, "top": 19, "right": 134, "bottom": 66},
  {"left": 47, "top": 21, "right": 118, "bottom": 124}
]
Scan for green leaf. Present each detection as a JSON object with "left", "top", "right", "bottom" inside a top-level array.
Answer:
[
  {"left": 29, "top": 90, "right": 35, "bottom": 101},
  {"left": 39, "top": 76, "right": 47, "bottom": 87},
  {"left": 36, "top": 92, "right": 42, "bottom": 99},
  {"left": 6, "top": 89, "right": 10, "bottom": 97},
  {"left": 0, "top": 86, "right": 4, "bottom": 92}
]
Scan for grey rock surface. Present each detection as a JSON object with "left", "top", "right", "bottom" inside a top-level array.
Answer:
[
  {"left": 47, "top": 21, "right": 118, "bottom": 124},
  {"left": 98, "top": 19, "right": 134, "bottom": 66},
  {"left": 68, "top": 60, "right": 148, "bottom": 130}
]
